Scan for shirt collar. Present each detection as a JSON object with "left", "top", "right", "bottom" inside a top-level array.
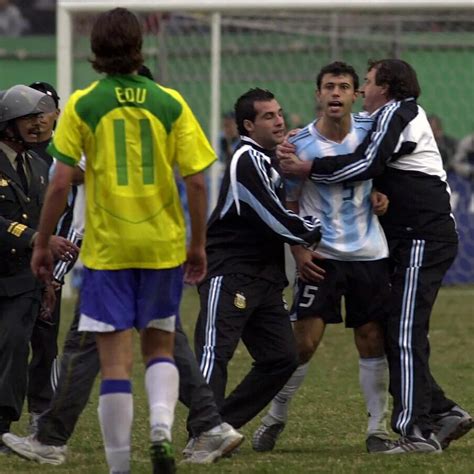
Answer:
[
  {"left": 240, "top": 135, "right": 275, "bottom": 155},
  {"left": 0, "top": 141, "right": 19, "bottom": 168},
  {"left": 369, "top": 97, "right": 416, "bottom": 118}
]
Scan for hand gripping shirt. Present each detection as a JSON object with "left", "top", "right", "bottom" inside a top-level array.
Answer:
[
  {"left": 48, "top": 74, "right": 216, "bottom": 270},
  {"left": 306, "top": 100, "right": 457, "bottom": 243}
]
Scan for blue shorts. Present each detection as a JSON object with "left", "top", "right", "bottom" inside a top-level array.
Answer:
[{"left": 78, "top": 266, "right": 183, "bottom": 332}]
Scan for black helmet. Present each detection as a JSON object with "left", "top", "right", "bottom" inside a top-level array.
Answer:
[{"left": 0, "top": 85, "right": 56, "bottom": 132}]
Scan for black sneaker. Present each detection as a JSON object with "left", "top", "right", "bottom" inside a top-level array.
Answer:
[
  {"left": 433, "top": 405, "right": 473, "bottom": 449},
  {"left": 382, "top": 432, "right": 442, "bottom": 454},
  {"left": 150, "top": 440, "right": 176, "bottom": 474},
  {"left": 0, "top": 421, "right": 12, "bottom": 456},
  {"left": 252, "top": 422, "right": 285, "bottom": 452},
  {"left": 366, "top": 435, "right": 395, "bottom": 453},
  {"left": 0, "top": 442, "right": 12, "bottom": 455}
]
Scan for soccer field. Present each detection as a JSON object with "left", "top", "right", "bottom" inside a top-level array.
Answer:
[{"left": 2, "top": 285, "right": 473, "bottom": 474}]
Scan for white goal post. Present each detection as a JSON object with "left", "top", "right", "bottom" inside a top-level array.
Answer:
[{"left": 57, "top": 0, "right": 473, "bottom": 208}]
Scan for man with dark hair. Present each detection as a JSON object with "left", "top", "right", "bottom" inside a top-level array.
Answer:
[
  {"left": 0, "top": 85, "right": 78, "bottom": 454},
  {"left": 21, "top": 7, "right": 215, "bottom": 474},
  {"left": 188, "top": 88, "right": 322, "bottom": 463},
  {"left": 253, "top": 61, "right": 392, "bottom": 454},
  {"left": 364, "top": 58, "right": 420, "bottom": 102},
  {"left": 277, "top": 58, "right": 472, "bottom": 453}
]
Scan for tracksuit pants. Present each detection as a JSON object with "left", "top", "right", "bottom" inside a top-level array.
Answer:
[
  {"left": 385, "top": 238, "right": 458, "bottom": 436},
  {"left": 195, "top": 274, "right": 299, "bottom": 429}
]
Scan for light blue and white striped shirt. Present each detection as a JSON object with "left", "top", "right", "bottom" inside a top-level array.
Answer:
[{"left": 286, "top": 114, "right": 388, "bottom": 260}]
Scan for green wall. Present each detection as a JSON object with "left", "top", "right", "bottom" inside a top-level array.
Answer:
[{"left": 1, "top": 35, "right": 472, "bottom": 139}]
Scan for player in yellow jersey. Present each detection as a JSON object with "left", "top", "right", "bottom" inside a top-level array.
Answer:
[{"left": 30, "top": 8, "right": 215, "bottom": 474}]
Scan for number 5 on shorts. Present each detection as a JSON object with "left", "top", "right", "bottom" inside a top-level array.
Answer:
[{"left": 299, "top": 285, "right": 319, "bottom": 308}]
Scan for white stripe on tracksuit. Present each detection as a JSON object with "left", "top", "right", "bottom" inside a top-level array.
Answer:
[
  {"left": 396, "top": 239, "right": 425, "bottom": 435},
  {"left": 52, "top": 227, "right": 82, "bottom": 282},
  {"left": 50, "top": 356, "right": 61, "bottom": 392},
  {"left": 199, "top": 276, "right": 223, "bottom": 383}
]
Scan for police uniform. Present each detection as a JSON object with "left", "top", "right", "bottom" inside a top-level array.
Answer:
[{"left": 0, "top": 144, "right": 48, "bottom": 433}]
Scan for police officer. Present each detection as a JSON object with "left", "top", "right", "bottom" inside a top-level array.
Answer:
[
  {"left": 0, "top": 85, "right": 77, "bottom": 453},
  {"left": 25, "top": 81, "right": 71, "bottom": 432}
]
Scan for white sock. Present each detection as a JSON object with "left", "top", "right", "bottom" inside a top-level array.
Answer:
[
  {"left": 359, "top": 356, "right": 389, "bottom": 436},
  {"left": 98, "top": 380, "right": 133, "bottom": 474},
  {"left": 145, "top": 357, "right": 179, "bottom": 442},
  {"left": 265, "top": 362, "right": 310, "bottom": 425}
]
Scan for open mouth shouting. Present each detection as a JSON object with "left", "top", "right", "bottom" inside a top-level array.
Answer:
[{"left": 328, "top": 100, "right": 344, "bottom": 113}]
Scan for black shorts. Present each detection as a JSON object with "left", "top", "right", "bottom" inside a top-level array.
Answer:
[{"left": 290, "top": 259, "right": 390, "bottom": 328}]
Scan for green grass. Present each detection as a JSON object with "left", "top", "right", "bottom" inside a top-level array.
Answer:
[{"left": 1, "top": 286, "right": 473, "bottom": 473}]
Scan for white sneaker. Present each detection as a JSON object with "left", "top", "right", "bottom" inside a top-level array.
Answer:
[
  {"left": 2, "top": 433, "right": 67, "bottom": 465},
  {"left": 182, "top": 437, "right": 196, "bottom": 458},
  {"left": 181, "top": 422, "right": 244, "bottom": 464},
  {"left": 382, "top": 427, "right": 442, "bottom": 455}
]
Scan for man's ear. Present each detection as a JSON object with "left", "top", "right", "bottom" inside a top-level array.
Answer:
[
  {"left": 243, "top": 118, "right": 254, "bottom": 134},
  {"left": 2, "top": 123, "right": 14, "bottom": 138},
  {"left": 380, "top": 84, "right": 389, "bottom": 99}
]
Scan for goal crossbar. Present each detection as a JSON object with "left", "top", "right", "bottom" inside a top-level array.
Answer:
[{"left": 58, "top": 0, "right": 474, "bottom": 12}]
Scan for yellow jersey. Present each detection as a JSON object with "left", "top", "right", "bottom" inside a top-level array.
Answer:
[{"left": 48, "top": 74, "right": 216, "bottom": 270}]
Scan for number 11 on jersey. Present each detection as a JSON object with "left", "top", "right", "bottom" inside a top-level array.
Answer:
[{"left": 114, "top": 118, "right": 155, "bottom": 186}]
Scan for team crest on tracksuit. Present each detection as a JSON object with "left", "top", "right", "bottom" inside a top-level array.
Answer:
[{"left": 234, "top": 292, "right": 246, "bottom": 309}]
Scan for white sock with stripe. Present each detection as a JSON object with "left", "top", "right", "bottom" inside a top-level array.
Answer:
[{"left": 98, "top": 379, "right": 133, "bottom": 474}]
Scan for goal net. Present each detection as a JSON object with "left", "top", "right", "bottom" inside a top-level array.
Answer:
[{"left": 60, "top": 2, "right": 474, "bottom": 284}]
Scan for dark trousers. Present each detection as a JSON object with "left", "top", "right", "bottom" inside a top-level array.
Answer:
[
  {"left": 0, "top": 291, "right": 40, "bottom": 428},
  {"left": 385, "top": 239, "right": 457, "bottom": 437},
  {"left": 28, "top": 288, "right": 62, "bottom": 415},
  {"left": 194, "top": 275, "right": 299, "bottom": 429},
  {"left": 38, "top": 297, "right": 221, "bottom": 446}
]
